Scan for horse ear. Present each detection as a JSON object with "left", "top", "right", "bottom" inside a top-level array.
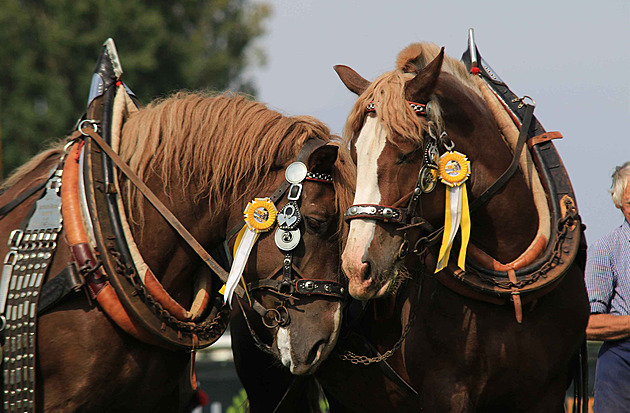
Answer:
[
  {"left": 307, "top": 143, "right": 339, "bottom": 174},
  {"left": 334, "top": 65, "right": 370, "bottom": 96},
  {"left": 404, "top": 47, "right": 445, "bottom": 102}
]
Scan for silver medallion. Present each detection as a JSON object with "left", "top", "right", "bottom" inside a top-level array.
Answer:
[
  {"left": 275, "top": 228, "right": 301, "bottom": 251},
  {"left": 285, "top": 162, "right": 308, "bottom": 184},
  {"left": 277, "top": 201, "right": 301, "bottom": 230}
]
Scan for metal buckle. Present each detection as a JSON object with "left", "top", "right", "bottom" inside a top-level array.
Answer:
[
  {"left": 287, "top": 184, "right": 303, "bottom": 201},
  {"left": 7, "top": 231, "right": 23, "bottom": 249}
]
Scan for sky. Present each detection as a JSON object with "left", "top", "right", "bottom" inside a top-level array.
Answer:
[{"left": 249, "top": 0, "right": 630, "bottom": 244}]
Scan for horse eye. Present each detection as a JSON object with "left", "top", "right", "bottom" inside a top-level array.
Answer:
[
  {"left": 304, "top": 216, "right": 327, "bottom": 234},
  {"left": 396, "top": 146, "right": 421, "bottom": 165}
]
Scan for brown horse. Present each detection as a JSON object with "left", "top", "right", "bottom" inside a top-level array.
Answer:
[
  {"left": 0, "top": 90, "right": 354, "bottom": 411},
  {"left": 330, "top": 43, "right": 590, "bottom": 412}
]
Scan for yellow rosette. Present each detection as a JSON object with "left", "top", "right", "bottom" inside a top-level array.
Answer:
[
  {"left": 435, "top": 151, "right": 471, "bottom": 273},
  {"left": 243, "top": 197, "right": 277, "bottom": 232}
]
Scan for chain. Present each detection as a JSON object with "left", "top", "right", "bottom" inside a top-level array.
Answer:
[
  {"left": 474, "top": 205, "right": 578, "bottom": 290},
  {"left": 339, "top": 300, "right": 417, "bottom": 366},
  {"left": 109, "top": 249, "right": 229, "bottom": 341}
]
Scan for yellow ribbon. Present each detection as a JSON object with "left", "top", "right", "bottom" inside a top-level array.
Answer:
[{"left": 435, "top": 151, "right": 471, "bottom": 273}]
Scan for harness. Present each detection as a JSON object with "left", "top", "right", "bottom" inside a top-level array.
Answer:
[
  {"left": 344, "top": 75, "right": 580, "bottom": 314},
  {"left": 0, "top": 38, "right": 348, "bottom": 412},
  {"left": 337, "top": 35, "right": 583, "bottom": 401}
]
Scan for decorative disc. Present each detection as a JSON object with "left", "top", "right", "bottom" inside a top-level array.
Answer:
[
  {"left": 424, "top": 143, "right": 439, "bottom": 166},
  {"left": 285, "top": 162, "right": 308, "bottom": 184},
  {"left": 275, "top": 228, "right": 301, "bottom": 251},
  {"left": 277, "top": 201, "right": 301, "bottom": 230},
  {"left": 419, "top": 166, "right": 438, "bottom": 193},
  {"left": 244, "top": 198, "right": 277, "bottom": 232},
  {"left": 438, "top": 151, "right": 471, "bottom": 187}
]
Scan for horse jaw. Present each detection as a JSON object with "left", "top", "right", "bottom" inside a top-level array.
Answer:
[{"left": 275, "top": 301, "right": 342, "bottom": 375}]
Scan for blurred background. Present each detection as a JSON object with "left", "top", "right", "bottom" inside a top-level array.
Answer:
[{"left": 2, "top": 0, "right": 627, "bottom": 411}]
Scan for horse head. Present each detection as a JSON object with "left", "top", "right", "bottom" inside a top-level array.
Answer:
[
  {"left": 335, "top": 44, "right": 538, "bottom": 300},
  {"left": 118, "top": 93, "right": 356, "bottom": 375},
  {"left": 234, "top": 141, "right": 354, "bottom": 374}
]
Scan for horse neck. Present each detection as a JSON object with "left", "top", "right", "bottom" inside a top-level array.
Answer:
[
  {"left": 435, "top": 80, "right": 539, "bottom": 263},
  {"left": 123, "top": 171, "right": 222, "bottom": 303}
]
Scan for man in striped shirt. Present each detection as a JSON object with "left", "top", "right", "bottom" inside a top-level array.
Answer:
[{"left": 586, "top": 161, "right": 630, "bottom": 412}]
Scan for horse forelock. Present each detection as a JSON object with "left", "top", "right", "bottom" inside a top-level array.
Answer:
[
  {"left": 343, "top": 71, "right": 427, "bottom": 150},
  {"left": 343, "top": 43, "right": 484, "bottom": 153},
  {"left": 329, "top": 140, "right": 357, "bottom": 239},
  {"left": 396, "top": 42, "right": 482, "bottom": 95}
]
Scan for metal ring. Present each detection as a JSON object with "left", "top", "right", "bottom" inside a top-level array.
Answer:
[
  {"left": 0, "top": 315, "right": 6, "bottom": 331},
  {"left": 275, "top": 305, "right": 290, "bottom": 327},
  {"left": 512, "top": 95, "right": 536, "bottom": 108},
  {"left": 78, "top": 119, "right": 98, "bottom": 136},
  {"left": 262, "top": 308, "right": 282, "bottom": 328},
  {"left": 440, "top": 132, "right": 454, "bottom": 151}
]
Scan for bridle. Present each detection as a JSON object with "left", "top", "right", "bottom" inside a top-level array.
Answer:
[
  {"left": 344, "top": 98, "right": 536, "bottom": 258},
  {"left": 344, "top": 101, "right": 441, "bottom": 257},
  {"left": 225, "top": 140, "right": 346, "bottom": 329}
]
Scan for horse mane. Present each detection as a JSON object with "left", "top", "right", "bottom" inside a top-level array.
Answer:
[
  {"left": 0, "top": 144, "right": 65, "bottom": 191},
  {"left": 343, "top": 42, "right": 482, "bottom": 148},
  {"left": 119, "top": 91, "right": 355, "bottom": 233}
]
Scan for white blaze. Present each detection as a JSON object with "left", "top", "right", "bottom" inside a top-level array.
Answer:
[
  {"left": 277, "top": 327, "right": 292, "bottom": 370},
  {"left": 344, "top": 116, "right": 387, "bottom": 264},
  {"left": 276, "top": 303, "right": 342, "bottom": 373}
]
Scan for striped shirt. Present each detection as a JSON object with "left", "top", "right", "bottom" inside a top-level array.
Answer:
[{"left": 585, "top": 219, "right": 630, "bottom": 315}]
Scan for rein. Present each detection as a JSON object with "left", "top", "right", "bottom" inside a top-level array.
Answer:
[{"left": 76, "top": 127, "right": 267, "bottom": 317}]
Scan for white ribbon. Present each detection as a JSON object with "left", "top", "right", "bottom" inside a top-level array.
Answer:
[
  {"left": 435, "top": 185, "right": 463, "bottom": 273},
  {"left": 224, "top": 227, "right": 259, "bottom": 306}
]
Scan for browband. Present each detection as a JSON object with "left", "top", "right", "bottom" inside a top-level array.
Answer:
[{"left": 366, "top": 101, "right": 428, "bottom": 116}]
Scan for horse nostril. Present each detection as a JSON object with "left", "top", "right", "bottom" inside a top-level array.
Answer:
[{"left": 359, "top": 260, "right": 371, "bottom": 282}]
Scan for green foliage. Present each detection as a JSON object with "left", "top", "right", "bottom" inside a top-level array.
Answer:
[
  {"left": 0, "top": 0, "right": 270, "bottom": 175},
  {"left": 226, "top": 388, "right": 248, "bottom": 413}
]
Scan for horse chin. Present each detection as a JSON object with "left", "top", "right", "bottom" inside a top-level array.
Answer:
[{"left": 273, "top": 301, "right": 342, "bottom": 375}]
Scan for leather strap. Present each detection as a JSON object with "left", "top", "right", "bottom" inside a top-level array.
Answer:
[
  {"left": 527, "top": 131, "right": 562, "bottom": 148},
  {"left": 74, "top": 129, "right": 268, "bottom": 315},
  {"left": 469, "top": 103, "right": 535, "bottom": 212},
  {"left": 0, "top": 182, "right": 47, "bottom": 219},
  {"left": 37, "top": 264, "right": 84, "bottom": 314},
  {"left": 507, "top": 269, "right": 523, "bottom": 323}
]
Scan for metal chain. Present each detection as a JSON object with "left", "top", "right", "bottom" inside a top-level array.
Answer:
[
  {"left": 339, "top": 301, "right": 417, "bottom": 366},
  {"left": 109, "top": 249, "right": 229, "bottom": 341},
  {"left": 474, "top": 204, "right": 578, "bottom": 290}
]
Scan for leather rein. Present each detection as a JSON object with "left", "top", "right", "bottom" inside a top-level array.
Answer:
[{"left": 77, "top": 127, "right": 346, "bottom": 325}]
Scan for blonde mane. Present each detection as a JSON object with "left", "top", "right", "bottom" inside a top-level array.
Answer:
[
  {"left": 1, "top": 145, "right": 65, "bottom": 191},
  {"left": 343, "top": 42, "right": 482, "bottom": 148},
  {"left": 119, "top": 91, "right": 355, "bottom": 230}
]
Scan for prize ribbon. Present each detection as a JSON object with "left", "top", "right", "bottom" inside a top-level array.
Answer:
[{"left": 435, "top": 152, "right": 471, "bottom": 273}]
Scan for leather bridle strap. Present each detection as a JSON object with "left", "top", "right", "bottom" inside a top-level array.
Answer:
[
  {"left": 74, "top": 129, "right": 267, "bottom": 316},
  {"left": 468, "top": 103, "right": 535, "bottom": 212},
  {"left": 224, "top": 137, "right": 328, "bottom": 243}
]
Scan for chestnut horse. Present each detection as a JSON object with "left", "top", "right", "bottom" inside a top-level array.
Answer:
[
  {"left": 331, "top": 43, "right": 589, "bottom": 412},
  {"left": 0, "top": 91, "right": 354, "bottom": 411}
]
